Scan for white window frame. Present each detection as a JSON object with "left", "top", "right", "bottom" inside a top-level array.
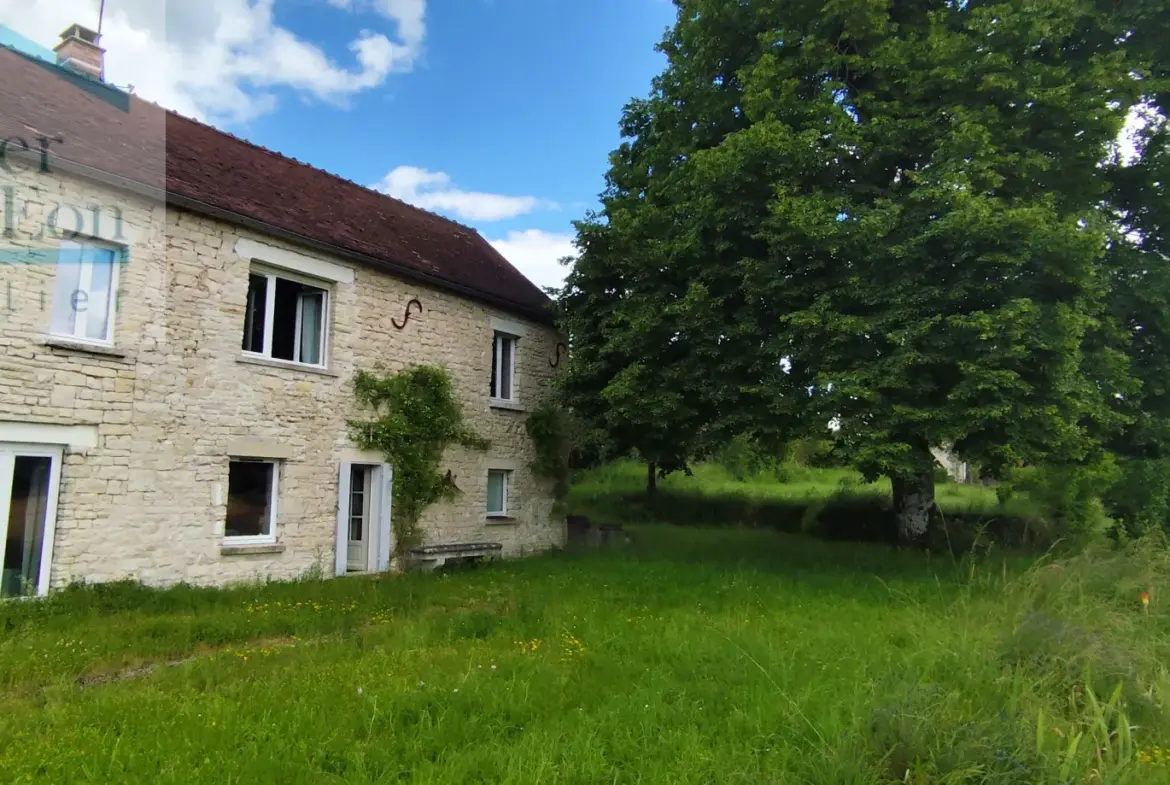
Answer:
[
  {"left": 50, "top": 239, "right": 122, "bottom": 346},
  {"left": 242, "top": 264, "right": 330, "bottom": 369},
  {"left": 0, "top": 442, "right": 63, "bottom": 598},
  {"left": 224, "top": 458, "right": 279, "bottom": 545},
  {"left": 491, "top": 331, "right": 519, "bottom": 403},
  {"left": 486, "top": 469, "right": 511, "bottom": 518}
]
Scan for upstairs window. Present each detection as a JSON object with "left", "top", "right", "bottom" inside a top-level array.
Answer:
[
  {"left": 490, "top": 331, "right": 517, "bottom": 401},
  {"left": 242, "top": 267, "right": 328, "bottom": 367},
  {"left": 50, "top": 241, "right": 121, "bottom": 345}
]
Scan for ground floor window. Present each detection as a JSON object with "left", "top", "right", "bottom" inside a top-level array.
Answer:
[
  {"left": 226, "top": 460, "right": 278, "bottom": 542},
  {"left": 487, "top": 469, "right": 511, "bottom": 517},
  {"left": 0, "top": 445, "right": 62, "bottom": 598}
]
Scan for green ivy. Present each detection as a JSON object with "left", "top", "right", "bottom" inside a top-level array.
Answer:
[
  {"left": 347, "top": 366, "right": 488, "bottom": 555},
  {"left": 526, "top": 401, "right": 573, "bottom": 505}
]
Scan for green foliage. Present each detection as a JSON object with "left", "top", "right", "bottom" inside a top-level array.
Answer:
[
  {"left": 1107, "top": 459, "right": 1170, "bottom": 536},
  {"left": 997, "top": 459, "right": 1123, "bottom": 542},
  {"left": 714, "top": 434, "right": 784, "bottom": 481},
  {"left": 986, "top": 458, "right": 1170, "bottom": 541},
  {"left": 525, "top": 401, "right": 573, "bottom": 504},
  {"left": 1097, "top": 0, "right": 1170, "bottom": 467},
  {"left": 347, "top": 366, "right": 488, "bottom": 554},
  {"left": 555, "top": 216, "right": 712, "bottom": 478},
  {"left": 4, "top": 526, "right": 1170, "bottom": 782},
  {"left": 789, "top": 438, "right": 841, "bottom": 469},
  {"left": 561, "top": 0, "right": 1164, "bottom": 540}
]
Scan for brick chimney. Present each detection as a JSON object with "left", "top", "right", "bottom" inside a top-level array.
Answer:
[{"left": 53, "top": 24, "right": 104, "bottom": 80}]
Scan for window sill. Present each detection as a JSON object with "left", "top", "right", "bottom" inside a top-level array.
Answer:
[
  {"left": 237, "top": 354, "right": 338, "bottom": 377},
  {"left": 41, "top": 336, "right": 128, "bottom": 359},
  {"left": 489, "top": 399, "right": 525, "bottom": 412},
  {"left": 486, "top": 515, "right": 517, "bottom": 525},
  {"left": 221, "top": 542, "right": 285, "bottom": 556}
]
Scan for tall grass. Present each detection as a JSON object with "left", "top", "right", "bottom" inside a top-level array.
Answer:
[{"left": 1, "top": 526, "right": 1169, "bottom": 782}]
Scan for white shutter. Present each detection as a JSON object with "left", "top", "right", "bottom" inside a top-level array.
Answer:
[
  {"left": 376, "top": 464, "right": 393, "bottom": 572},
  {"left": 335, "top": 462, "right": 353, "bottom": 577}
]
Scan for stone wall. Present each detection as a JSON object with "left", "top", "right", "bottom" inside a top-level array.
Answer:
[{"left": 0, "top": 162, "right": 565, "bottom": 588}]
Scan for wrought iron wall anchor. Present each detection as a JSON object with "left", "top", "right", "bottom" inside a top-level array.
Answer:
[
  {"left": 548, "top": 342, "right": 567, "bottom": 368},
  {"left": 392, "top": 298, "right": 423, "bottom": 330}
]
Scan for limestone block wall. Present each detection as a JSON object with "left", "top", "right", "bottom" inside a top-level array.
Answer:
[{"left": 0, "top": 163, "right": 565, "bottom": 589}]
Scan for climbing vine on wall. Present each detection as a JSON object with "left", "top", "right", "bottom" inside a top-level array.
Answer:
[
  {"left": 348, "top": 366, "right": 489, "bottom": 555},
  {"left": 526, "top": 401, "right": 575, "bottom": 508}
]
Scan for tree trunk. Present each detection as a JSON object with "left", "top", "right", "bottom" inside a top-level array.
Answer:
[
  {"left": 646, "top": 462, "right": 657, "bottom": 495},
  {"left": 892, "top": 469, "right": 935, "bottom": 544}
]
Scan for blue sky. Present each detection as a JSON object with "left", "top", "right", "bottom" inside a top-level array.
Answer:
[{"left": 6, "top": 0, "right": 678, "bottom": 290}]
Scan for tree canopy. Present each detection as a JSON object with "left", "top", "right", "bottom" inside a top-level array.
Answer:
[{"left": 557, "top": 0, "right": 1169, "bottom": 539}]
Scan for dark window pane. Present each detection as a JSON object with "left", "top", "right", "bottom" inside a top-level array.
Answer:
[
  {"left": 272, "top": 278, "right": 299, "bottom": 361},
  {"left": 226, "top": 461, "right": 273, "bottom": 538},
  {"left": 271, "top": 277, "right": 326, "bottom": 362},
  {"left": 500, "top": 337, "right": 514, "bottom": 399},
  {"left": 349, "top": 465, "right": 364, "bottom": 540},
  {"left": 490, "top": 334, "right": 499, "bottom": 397},
  {"left": 2, "top": 456, "right": 51, "bottom": 597},
  {"left": 243, "top": 274, "right": 267, "bottom": 352}
]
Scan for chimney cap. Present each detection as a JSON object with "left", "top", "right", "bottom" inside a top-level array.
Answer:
[{"left": 57, "top": 24, "right": 102, "bottom": 47}]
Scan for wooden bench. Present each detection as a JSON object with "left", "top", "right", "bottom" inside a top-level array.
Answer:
[{"left": 406, "top": 542, "right": 503, "bottom": 571}]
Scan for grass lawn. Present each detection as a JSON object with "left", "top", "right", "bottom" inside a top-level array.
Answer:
[
  {"left": 2, "top": 525, "right": 1169, "bottom": 783},
  {"left": 568, "top": 461, "right": 1048, "bottom": 552}
]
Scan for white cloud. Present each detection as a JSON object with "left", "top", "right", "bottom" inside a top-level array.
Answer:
[
  {"left": 488, "top": 229, "right": 577, "bottom": 291},
  {"left": 374, "top": 166, "right": 552, "bottom": 222},
  {"left": 0, "top": 0, "right": 427, "bottom": 124}
]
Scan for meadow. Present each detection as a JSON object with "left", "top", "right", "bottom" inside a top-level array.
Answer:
[
  {"left": 569, "top": 460, "right": 1047, "bottom": 551},
  {"left": 2, "top": 506, "right": 1169, "bottom": 782}
]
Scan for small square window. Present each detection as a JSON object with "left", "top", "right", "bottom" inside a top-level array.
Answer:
[
  {"left": 226, "top": 460, "right": 278, "bottom": 541},
  {"left": 490, "top": 332, "right": 517, "bottom": 401},
  {"left": 486, "top": 469, "right": 511, "bottom": 517},
  {"left": 242, "top": 267, "right": 329, "bottom": 367},
  {"left": 50, "top": 241, "right": 122, "bottom": 345}
]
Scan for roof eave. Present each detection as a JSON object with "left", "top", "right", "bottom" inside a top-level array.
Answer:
[{"left": 11, "top": 147, "right": 557, "bottom": 326}]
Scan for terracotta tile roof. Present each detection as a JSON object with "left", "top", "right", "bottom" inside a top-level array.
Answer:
[{"left": 0, "top": 47, "right": 555, "bottom": 322}]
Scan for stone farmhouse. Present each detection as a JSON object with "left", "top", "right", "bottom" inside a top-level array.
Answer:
[{"left": 0, "top": 26, "right": 565, "bottom": 597}]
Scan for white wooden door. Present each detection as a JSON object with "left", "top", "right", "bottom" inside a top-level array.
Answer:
[
  {"left": 346, "top": 465, "right": 372, "bottom": 572},
  {"left": 336, "top": 462, "right": 392, "bottom": 577},
  {"left": 0, "top": 444, "right": 63, "bottom": 597}
]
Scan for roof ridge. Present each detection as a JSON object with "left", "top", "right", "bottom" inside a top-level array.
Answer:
[{"left": 153, "top": 101, "right": 484, "bottom": 237}]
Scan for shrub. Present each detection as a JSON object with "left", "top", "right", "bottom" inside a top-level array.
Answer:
[
  {"left": 997, "top": 460, "right": 1121, "bottom": 543},
  {"left": 1106, "top": 458, "right": 1170, "bottom": 537}
]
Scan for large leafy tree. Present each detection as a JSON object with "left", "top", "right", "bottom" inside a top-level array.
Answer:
[{"left": 563, "top": 0, "right": 1159, "bottom": 540}]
